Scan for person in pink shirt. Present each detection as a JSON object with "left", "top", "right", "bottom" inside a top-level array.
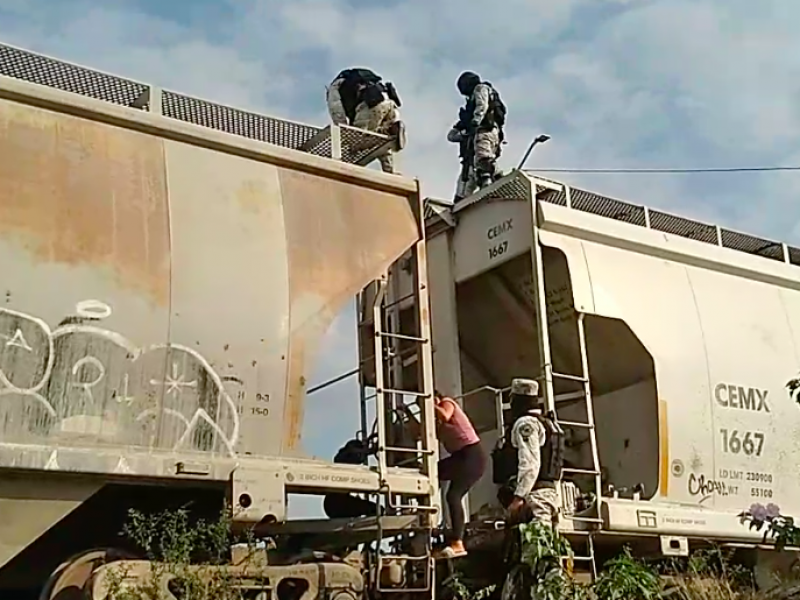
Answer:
[{"left": 432, "top": 390, "right": 486, "bottom": 559}]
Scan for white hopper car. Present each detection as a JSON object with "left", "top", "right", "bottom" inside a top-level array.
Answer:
[{"left": 375, "top": 170, "right": 800, "bottom": 578}]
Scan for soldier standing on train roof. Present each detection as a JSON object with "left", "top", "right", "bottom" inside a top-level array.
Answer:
[{"left": 449, "top": 71, "right": 507, "bottom": 199}]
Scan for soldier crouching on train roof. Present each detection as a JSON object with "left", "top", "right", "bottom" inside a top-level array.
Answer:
[
  {"left": 326, "top": 67, "right": 406, "bottom": 174},
  {"left": 492, "top": 378, "right": 565, "bottom": 528}
]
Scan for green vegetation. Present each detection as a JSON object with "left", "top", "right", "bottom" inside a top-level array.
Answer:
[
  {"left": 99, "top": 503, "right": 800, "bottom": 600},
  {"left": 101, "top": 505, "right": 259, "bottom": 600},
  {"left": 444, "top": 518, "right": 800, "bottom": 600}
]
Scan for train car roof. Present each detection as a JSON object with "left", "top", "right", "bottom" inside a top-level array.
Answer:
[{"left": 423, "top": 169, "right": 800, "bottom": 271}]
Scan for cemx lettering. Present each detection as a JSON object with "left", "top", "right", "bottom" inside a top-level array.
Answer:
[
  {"left": 487, "top": 218, "right": 513, "bottom": 240},
  {"left": 714, "top": 383, "right": 770, "bottom": 413}
]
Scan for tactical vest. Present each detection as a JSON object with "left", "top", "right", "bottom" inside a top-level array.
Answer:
[
  {"left": 335, "top": 69, "right": 381, "bottom": 123},
  {"left": 491, "top": 412, "right": 564, "bottom": 486},
  {"left": 334, "top": 69, "right": 402, "bottom": 123},
  {"left": 463, "top": 82, "right": 507, "bottom": 131},
  {"left": 360, "top": 81, "right": 402, "bottom": 111}
]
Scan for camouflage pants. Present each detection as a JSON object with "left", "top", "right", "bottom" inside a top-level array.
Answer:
[
  {"left": 525, "top": 487, "right": 559, "bottom": 528},
  {"left": 454, "top": 128, "right": 500, "bottom": 198},
  {"left": 473, "top": 127, "right": 500, "bottom": 176},
  {"left": 352, "top": 99, "right": 401, "bottom": 173}
]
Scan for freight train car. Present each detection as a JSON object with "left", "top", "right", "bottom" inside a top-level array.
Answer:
[
  {"left": 0, "top": 42, "right": 440, "bottom": 599},
  {"left": 382, "top": 170, "right": 800, "bottom": 586}
]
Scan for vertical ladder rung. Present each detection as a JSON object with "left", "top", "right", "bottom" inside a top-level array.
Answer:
[
  {"left": 379, "top": 388, "right": 429, "bottom": 397},
  {"left": 365, "top": 234, "right": 437, "bottom": 589},
  {"left": 558, "top": 420, "right": 594, "bottom": 430},
  {"left": 562, "top": 467, "right": 601, "bottom": 475},
  {"left": 530, "top": 229, "right": 599, "bottom": 580},
  {"left": 554, "top": 390, "right": 586, "bottom": 403},
  {"left": 551, "top": 372, "right": 589, "bottom": 383},
  {"left": 377, "top": 331, "right": 428, "bottom": 343},
  {"left": 569, "top": 555, "right": 595, "bottom": 562}
]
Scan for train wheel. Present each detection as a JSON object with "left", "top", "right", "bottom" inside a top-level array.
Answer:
[{"left": 38, "top": 547, "right": 135, "bottom": 600}]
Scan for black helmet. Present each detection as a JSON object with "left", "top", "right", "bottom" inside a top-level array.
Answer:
[{"left": 457, "top": 71, "right": 481, "bottom": 96}]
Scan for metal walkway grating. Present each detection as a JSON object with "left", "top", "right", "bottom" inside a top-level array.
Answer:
[
  {"left": 536, "top": 183, "right": 798, "bottom": 266},
  {"left": 720, "top": 229, "right": 785, "bottom": 262},
  {"left": 161, "top": 90, "right": 320, "bottom": 151},
  {"left": 649, "top": 210, "right": 718, "bottom": 244},
  {"left": 0, "top": 43, "right": 147, "bottom": 108},
  {"left": 425, "top": 172, "right": 800, "bottom": 269},
  {"left": 0, "top": 41, "right": 392, "bottom": 165}
]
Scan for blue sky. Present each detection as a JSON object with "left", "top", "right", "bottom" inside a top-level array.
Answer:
[{"left": 3, "top": 0, "right": 800, "bottom": 516}]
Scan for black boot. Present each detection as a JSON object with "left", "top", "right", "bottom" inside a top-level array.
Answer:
[{"left": 477, "top": 173, "right": 493, "bottom": 189}]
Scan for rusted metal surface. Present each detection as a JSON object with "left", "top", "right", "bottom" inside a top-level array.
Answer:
[
  {"left": 0, "top": 100, "right": 170, "bottom": 305},
  {"left": 0, "top": 98, "right": 175, "bottom": 457},
  {"left": 279, "top": 169, "right": 419, "bottom": 451},
  {"left": 0, "top": 43, "right": 429, "bottom": 589},
  {"left": 0, "top": 49, "right": 417, "bottom": 198},
  {"left": 0, "top": 95, "right": 420, "bottom": 465}
]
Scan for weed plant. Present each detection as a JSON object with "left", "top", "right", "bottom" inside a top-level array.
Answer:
[{"left": 98, "top": 502, "right": 800, "bottom": 599}]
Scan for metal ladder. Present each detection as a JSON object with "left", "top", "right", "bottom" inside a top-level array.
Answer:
[
  {"left": 356, "top": 243, "right": 440, "bottom": 595},
  {"left": 529, "top": 203, "right": 602, "bottom": 580},
  {"left": 551, "top": 314, "right": 604, "bottom": 511}
]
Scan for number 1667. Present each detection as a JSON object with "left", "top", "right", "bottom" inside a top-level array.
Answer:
[
  {"left": 488, "top": 241, "right": 508, "bottom": 259},
  {"left": 720, "top": 429, "right": 764, "bottom": 456}
]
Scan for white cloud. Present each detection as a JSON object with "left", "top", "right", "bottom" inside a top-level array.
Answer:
[
  {"left": 4, "top": 0, "right": 800, "bottom": 232},
  {"left": 3, "top": 0, "right": 800, "bottom": 516}
]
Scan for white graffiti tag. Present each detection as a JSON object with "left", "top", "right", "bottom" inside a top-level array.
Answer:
[
  {"left": 0, "top": 304, "right": 240, "bottom": 457},
  {"left": 152, "top": 362, "right": 198, "bottom": 398}
]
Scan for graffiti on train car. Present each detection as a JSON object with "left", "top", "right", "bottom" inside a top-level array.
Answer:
[{"left": 0, "top": 302, "right": 240, "bottom": 457}]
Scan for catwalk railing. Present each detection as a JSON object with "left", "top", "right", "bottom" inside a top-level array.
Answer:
[
  {"left": 0, "top": 41, "right": 394, "bottom": 167},
  {"left": 424, "top": 171, "right": 800, "bottom": 267}
]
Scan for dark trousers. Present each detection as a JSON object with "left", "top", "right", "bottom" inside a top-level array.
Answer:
[{"left": 438, "top": 442, "right": 487, "bottom": 541}]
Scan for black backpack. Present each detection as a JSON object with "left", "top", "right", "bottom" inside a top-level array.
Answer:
[
  {"left": 338, "top": 68, "right": 383, "bottom": 87},
  {"left": 491, "top": 412, "right": 564, "bottom": 486},
  {"left": 462, "top": 82, "right": 507, "bottom": 138},
  {"left": 336, "top": 69, "right": 384, "bottom": 122},
  {"left": 333, "top": 438, "right": 372, "bottom": 465},
  {"left": 484, "top": 82, "right": 507, "bottom": 129}
]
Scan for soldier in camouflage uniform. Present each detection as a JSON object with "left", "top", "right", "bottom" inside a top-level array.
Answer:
[
  {"left": 505, "top": 379, "right": 561, "bottom": 527},
  {"left": 326, "top": 68, "right": 406, "bottom": 174},
  {"left": 452, "top": 71, "right": 507, "bottom": 195}
]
